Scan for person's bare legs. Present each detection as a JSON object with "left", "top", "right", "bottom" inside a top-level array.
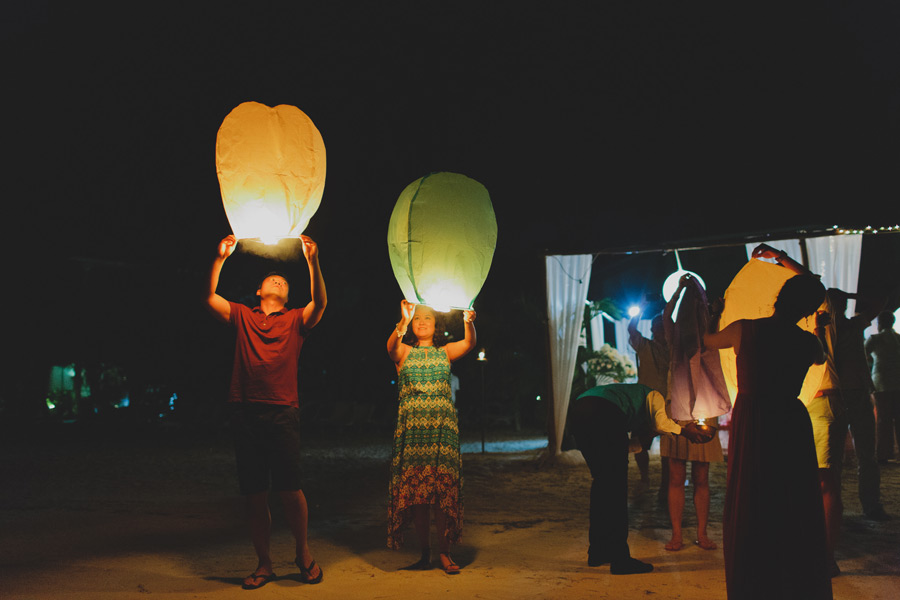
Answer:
[
  {"left": 658, "top": 456, "right": 670, "bottom": 505},
  {"left": 692, "top": 461, "right": 716, "bottom": 549},
  {"left": 819, "top": 468, "right": 842, "bottom": 575},
  {"left": 665, "top": 458, "right": 686, "bottom": 550},
  {"left": 396, "top": 504, "right": 432, "bottom": 570},
  {"left": 244, "top": 491, "right": 274, "bottom": 586},
  {"left": 279, "top": 489, "right": 321, "bottom": 580},
  {"left": 434, "top": 506, "right": 450, "bottom": 554},
  {"left": 412, "top": 504, "right": 431, "bottom": 551}
]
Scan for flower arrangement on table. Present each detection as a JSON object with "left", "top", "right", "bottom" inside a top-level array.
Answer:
[{"left": 586, "top": 344, "right": 637, "bottom": 385}]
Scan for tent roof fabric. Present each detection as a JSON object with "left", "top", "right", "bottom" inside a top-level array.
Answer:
[{"left": 543, "top": 224, "right": 897, "bottom": 257}]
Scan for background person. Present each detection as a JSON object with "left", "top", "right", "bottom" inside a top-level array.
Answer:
[
  {"left": 570, "top": 383, "right": 709, "bottom": 575},
  {"left": 704, "top": 268, "right": 832, "bottom": 599},
  {"left": 660, "top": 275, "right": 725, "bottom": 552},
  {"left": 827, "top": 288, "right": 891, "bottom": 521},
  {"left": 627, "top": 309, "right": 670, "bottom": 495},
  {"left": 866, "top": 310, "right": 900, "bottom": 464}
]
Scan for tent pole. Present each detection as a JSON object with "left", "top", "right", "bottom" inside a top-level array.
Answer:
[
  {"left": 541, "top": 254, "right": 558, "bottom": 456},
  {"left": 799, "top": 236, "right": 810, "bottom": 270}
]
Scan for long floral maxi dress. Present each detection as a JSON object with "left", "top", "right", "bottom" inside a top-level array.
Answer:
[{"left": 388, "top": 345, "right": 463, "bottom": 549}]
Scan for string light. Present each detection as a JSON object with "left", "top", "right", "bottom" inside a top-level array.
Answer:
[{"left": 832, "top": 224, "right": 899, "bottom": 235}]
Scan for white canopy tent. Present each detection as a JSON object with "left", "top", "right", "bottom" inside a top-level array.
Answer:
[
  {"left": 745, "top": 234, "right": 863, "bottom": 316},
  {"left": 543, "top": 228, "right": 885, "bottom": 460}
]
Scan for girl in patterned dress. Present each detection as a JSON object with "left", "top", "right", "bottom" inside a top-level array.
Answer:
[{"left": 387, "top": 300, "right": 476, "bottom": 574}]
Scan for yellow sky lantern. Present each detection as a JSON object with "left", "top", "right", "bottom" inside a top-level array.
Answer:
[
  {"left": 387, "top": 172, "right": 498, "bottom": 312},
  {"left": 718, "top": 259, "right": 825, "bottom": 405},
  {"left": 215, "top": 102, "right": 326, "bottom": 244}
]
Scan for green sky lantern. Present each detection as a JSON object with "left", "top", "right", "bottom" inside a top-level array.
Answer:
[{"left": 387, "top": 172, "right": 498, "bottom": 312}]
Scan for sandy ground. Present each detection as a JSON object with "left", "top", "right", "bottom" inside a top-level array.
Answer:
[{"left": 1, "top": 423, "right": 897, "bottom": 600}]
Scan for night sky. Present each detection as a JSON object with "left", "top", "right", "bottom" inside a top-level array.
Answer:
[{"left": 4, "top": 2, "right": 899, "bottom": 422}]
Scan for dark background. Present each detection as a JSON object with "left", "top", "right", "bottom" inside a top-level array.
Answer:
[{"left": 3, "top": 1, "right": 899, "bottom": 433}]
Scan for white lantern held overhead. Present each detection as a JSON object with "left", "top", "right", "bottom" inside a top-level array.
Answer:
[{"left": 215, "top": 101, "right": 326, "bottom": 244}]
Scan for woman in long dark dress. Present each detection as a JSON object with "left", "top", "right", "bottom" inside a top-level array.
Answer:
[{"left": 704, "top": 273, "right": 833, "bottom": 600}]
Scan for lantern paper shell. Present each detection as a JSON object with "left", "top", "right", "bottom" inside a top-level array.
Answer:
[
  {"left": 215, "top": 102, "right": 326, "bottom": 242},
  {"left": 668, "top": 277, "right": 731, "bottom": 421},
  {"left": 387, "top": 172, "right": 497, "bottom": 311},
  {"left": 718, "top": 259, "right": 825, "bottom": 405}
]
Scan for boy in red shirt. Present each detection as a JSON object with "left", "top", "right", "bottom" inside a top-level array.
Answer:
[{"left": 205, "top": 234, "right": 326, "bottom": 589}]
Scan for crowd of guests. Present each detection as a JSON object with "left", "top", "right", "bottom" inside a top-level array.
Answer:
[
  {"left": 204, "top": 234, "right": 895, "bottom": 597},
  {"left": 581, "top": 243, "right": 896, "bottom": 599}
]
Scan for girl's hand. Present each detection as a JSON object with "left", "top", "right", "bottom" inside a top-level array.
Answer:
[
  {"left": 400, "top": 299, "right": 416, "bottom": 324},
  {"left": 751, "top": 243, "right": 780, "bottom": 260},
  {"left": 463, "top": 310, "right": 476, "bottom": 323}
]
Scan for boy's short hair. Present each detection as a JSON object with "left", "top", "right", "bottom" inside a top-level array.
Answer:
[{"left": 259, "top": 271, "right": 290, "bottom": 289}]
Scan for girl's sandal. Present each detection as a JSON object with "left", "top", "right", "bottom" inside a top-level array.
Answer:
[
  {"left": 439, "top": 553, "right": 460, "bottom": 575},
  {"left": 694, "top": 538, "right": 717, "bottom": 550}
]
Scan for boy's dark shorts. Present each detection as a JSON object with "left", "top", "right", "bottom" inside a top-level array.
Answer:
[{"left": 228, "top": 403, "right": 303, "bottom": 495}]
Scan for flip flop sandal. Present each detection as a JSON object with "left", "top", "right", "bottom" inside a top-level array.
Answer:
[
  {"left": 694, "top": 539, "right": 717, "bottom": 550},
  {"left": 295, "top": 558, "right": 324, "bottom": 584},
  {"left": 241, "top": 572, "right": 276, "bottom": 590}
]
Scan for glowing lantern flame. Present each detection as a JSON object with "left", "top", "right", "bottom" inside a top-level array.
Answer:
[
  {"left": 215, "top": 102, "right": 326, "bottom": 243},
  {"left": 387, "top": 172, "right": 497, "bottom": 311}
]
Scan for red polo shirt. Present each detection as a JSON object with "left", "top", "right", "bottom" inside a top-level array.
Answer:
[{"left": 228, "top": 301, "right": 307, "bottom": 407}]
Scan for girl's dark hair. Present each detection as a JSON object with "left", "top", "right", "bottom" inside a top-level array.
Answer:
[
  {"left": 402, "top": 307, "right": 449, "bottom": 347},
  {"left": 774, "top": 274, "right": 825, "bottom": 320}
]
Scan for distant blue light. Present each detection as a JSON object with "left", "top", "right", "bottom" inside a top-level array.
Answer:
[{"left": 461, "top": 438, "right": 548, "bottom": 454}]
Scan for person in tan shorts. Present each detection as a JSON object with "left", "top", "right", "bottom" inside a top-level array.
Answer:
[
  {"left": 660, "top": 420, "right": 723, "bottom": 550},
  {"left": 660, "top": 275, "right": 728, "bottom": 552}
]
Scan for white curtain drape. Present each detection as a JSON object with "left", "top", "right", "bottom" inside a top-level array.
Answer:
[
  {"left": 589, "top": 313, "right": 605, "bottom": 350},
  {"left": 806, "top": 234, "right": 863, "bottom": 317},
  {"left": 614, "top": 317, "right": 643, "bottom": 371},
  {"left": 806, "top": 234, "right": 862, "bottom": 292},
  {"left": 745, "top": 235, "right": 863, "bottom": 317},
  {"left": 545, "top": 254, "right": 592, "bottom": 456}
]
